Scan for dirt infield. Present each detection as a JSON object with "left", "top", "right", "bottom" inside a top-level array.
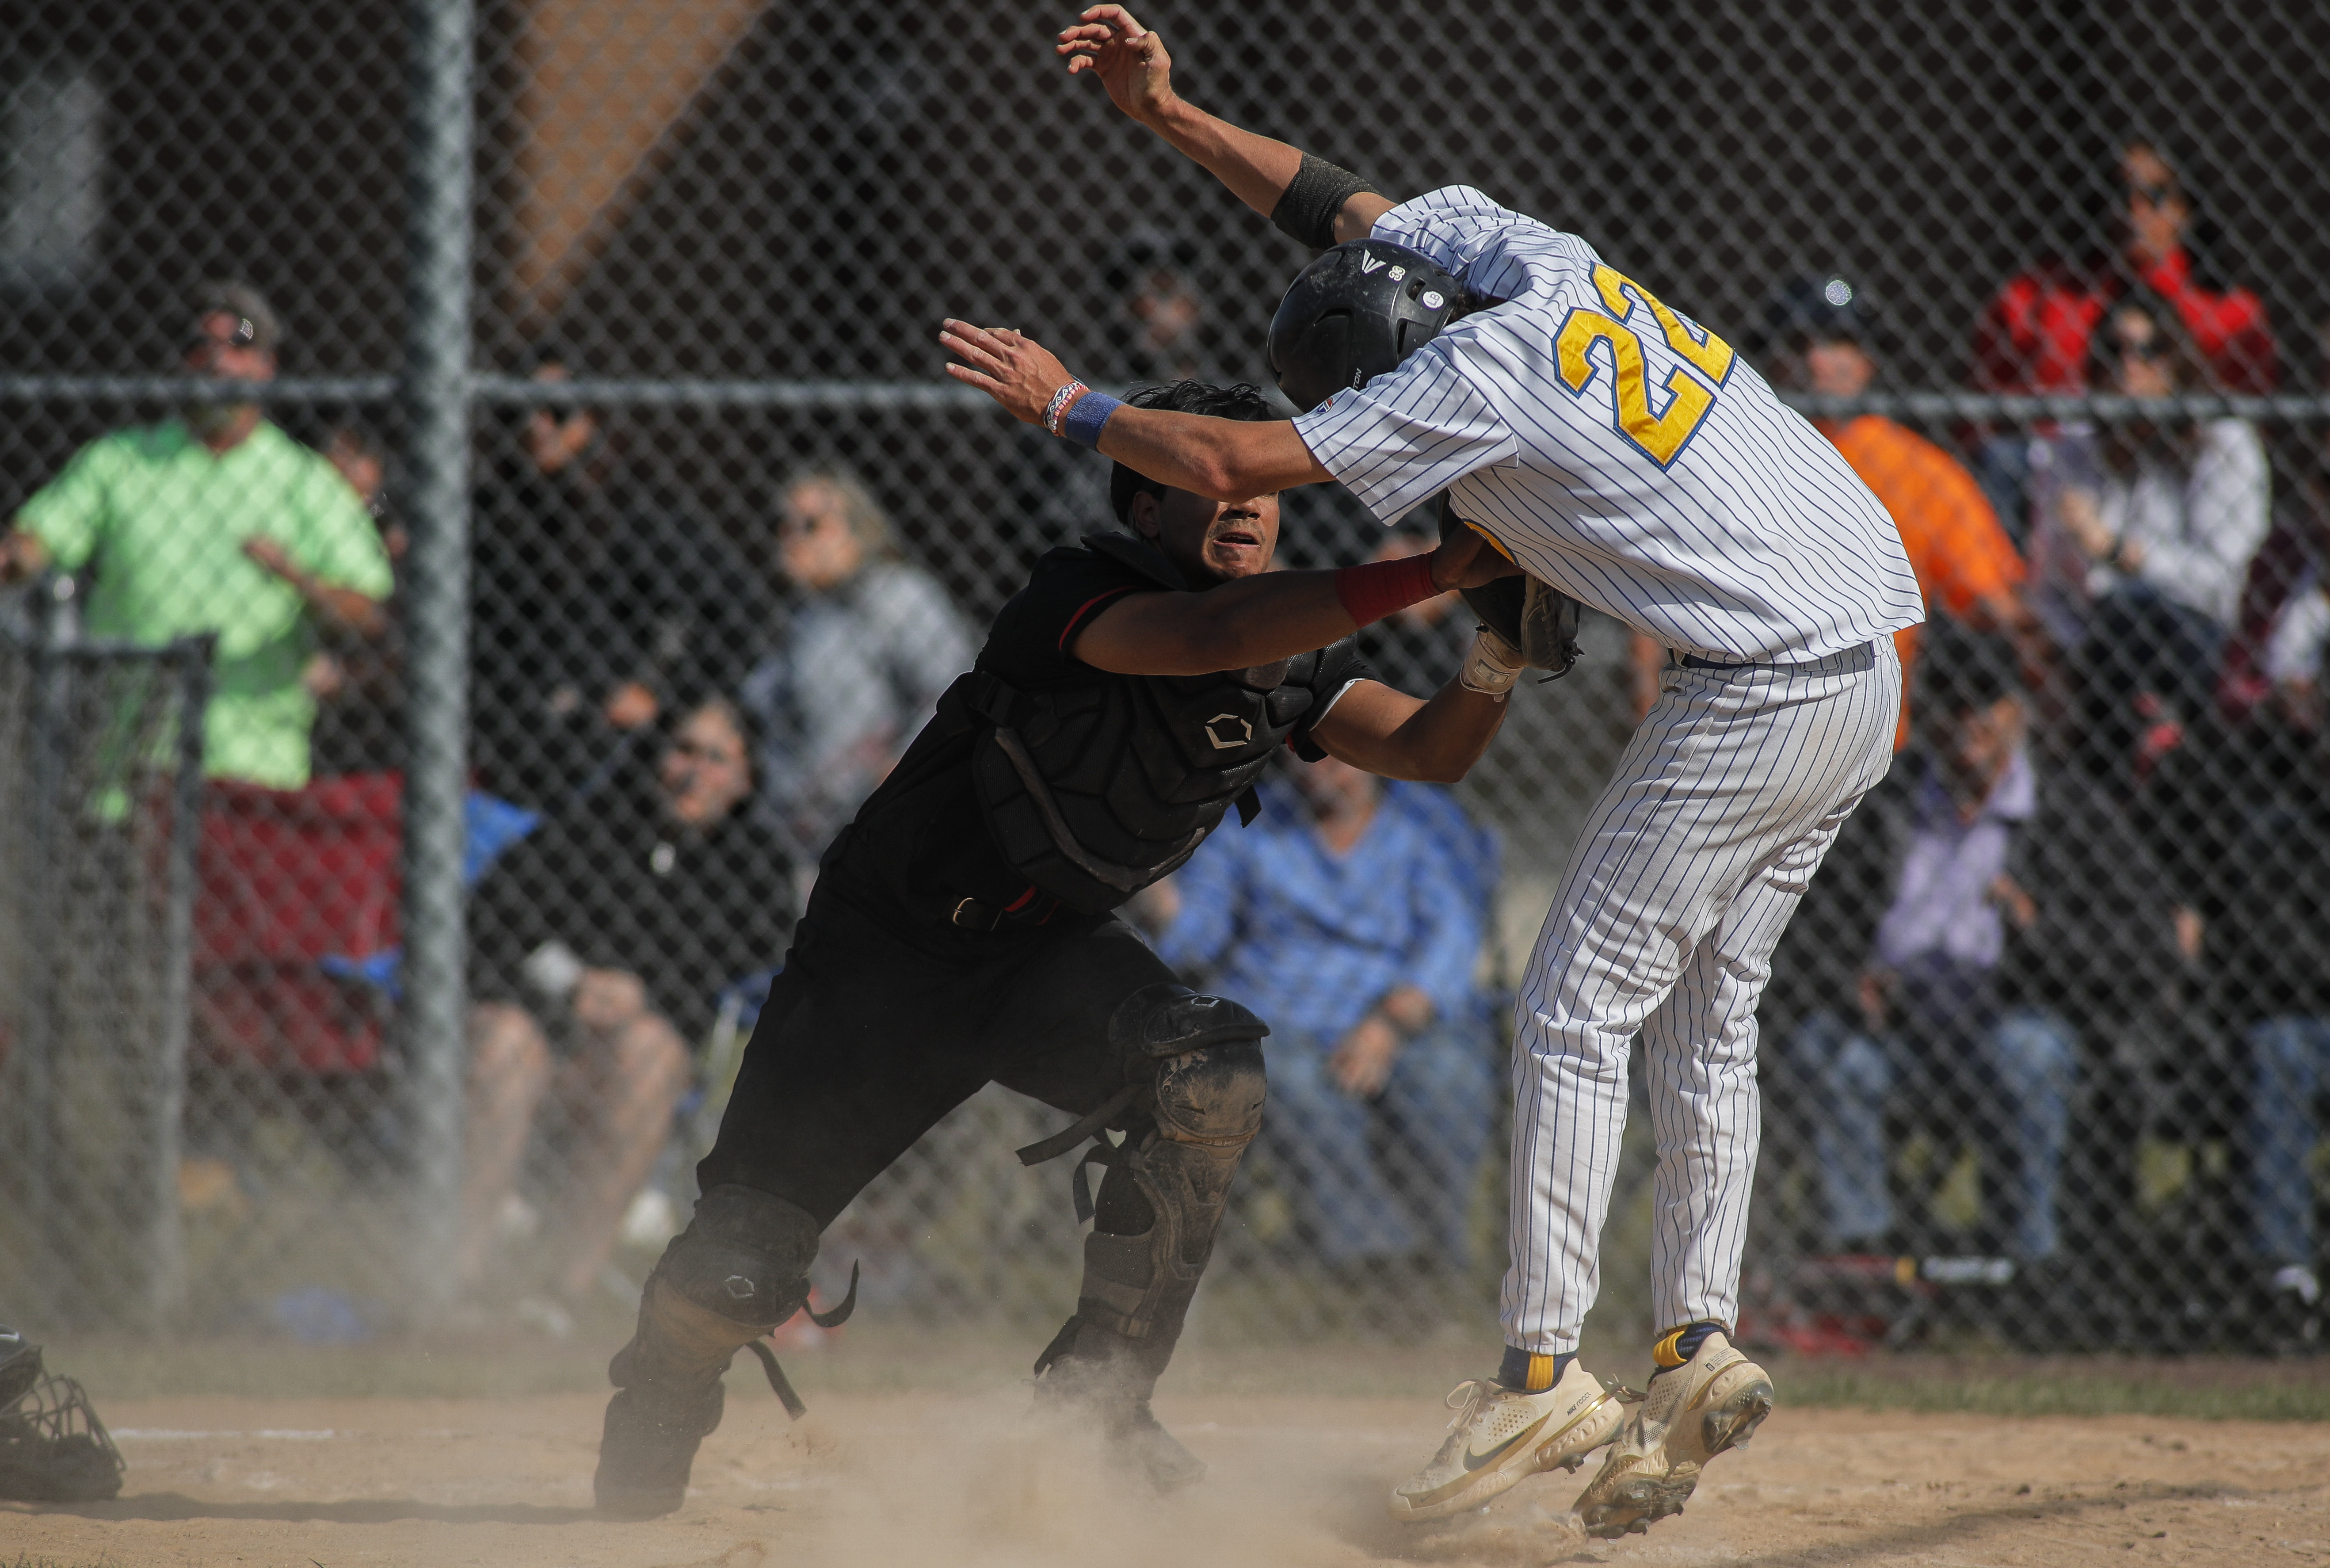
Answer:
[{"left": 8, "top": 1387, "right": 2327, "bottom": 1567}]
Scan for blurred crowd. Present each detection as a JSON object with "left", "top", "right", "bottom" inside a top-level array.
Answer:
[{"left": 2, "top": 137, "right": 2326, "bottom": 1345}]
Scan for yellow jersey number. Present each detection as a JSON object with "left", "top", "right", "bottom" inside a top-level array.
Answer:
[{"left": 1554, "top": 264, "right": 1736, "bottom": 468}]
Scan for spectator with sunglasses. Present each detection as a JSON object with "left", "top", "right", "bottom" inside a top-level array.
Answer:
[
  {"left": 0, "top": 281, "right": 393, "bottom": 788},
  {"left": 2027, "top": 293, "right": 2269, "bottom": 945},
  {"left": 1975, "top": 141, "right": 2279, "bottom": 397},
  {"left": 739, "top": 468, "right": 974, "bottom": 866},
  {"left": 2026, "top": 289, "right": 2270, "bottom": 663}
]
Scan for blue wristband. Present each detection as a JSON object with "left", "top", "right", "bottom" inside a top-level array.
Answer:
[{"left": 1060, "top": 389, "right": 1121, "bottom": 450}]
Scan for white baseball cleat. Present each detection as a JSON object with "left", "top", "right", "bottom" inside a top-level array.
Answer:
[
  {"left": 1387, "top": 1357, "right": 1633, "bottom": 1522},
  {"left": 1574, "top": 1329, "right": 1773, "bottom": 1539}
]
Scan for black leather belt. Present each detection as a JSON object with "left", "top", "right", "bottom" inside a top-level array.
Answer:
[
  {"left": 949, "top": 886, "right": 1055, "bottom": 930},
  {"left": 950, "top": 896, "right": 1003, "bottom": 931},
  {"left": 1680, "top": 641, "right": 1876, "bottom": 675}
]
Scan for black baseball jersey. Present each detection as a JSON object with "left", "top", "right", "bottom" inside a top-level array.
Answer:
[{"left": 817, "top": 534, "right": 1374, "bottom": 935}]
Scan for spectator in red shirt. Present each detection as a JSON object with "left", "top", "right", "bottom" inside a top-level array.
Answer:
[{"left": 1974, "top": 142, "right": 2278, "bottom": 396}]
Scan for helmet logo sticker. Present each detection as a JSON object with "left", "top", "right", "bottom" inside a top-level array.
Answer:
[
  {"left": 1422, "top": 290, "right": 1445, "bottom": 309},
  {"left": 1389, "top": 265, "right": 1407, "bottom": 280},
  {"left": 1360, "top": 252, "right": 1387, "bottom": 273},
  {"left": 1203, "top": 713, "right": 1255, "bottom": 750}
]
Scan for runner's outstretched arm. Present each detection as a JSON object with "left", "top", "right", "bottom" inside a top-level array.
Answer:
[{"left": 1055, "top": 6, "right": 1395, "bottom": 244}]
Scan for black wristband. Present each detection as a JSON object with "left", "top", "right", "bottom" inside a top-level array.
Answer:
[{"left": 1270, "top": 152, "right": 1380, "bottom": 250}]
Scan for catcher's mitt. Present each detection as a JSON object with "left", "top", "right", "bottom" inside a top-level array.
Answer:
[
  {"left": 1438, "top": 497, "right": 1583, "bottom": 679},
  {"left": 0, "top": 1326, "right": 126, "bottom": 1503}
]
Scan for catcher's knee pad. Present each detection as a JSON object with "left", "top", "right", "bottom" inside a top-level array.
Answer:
[
  {"left": 656, "top": 1183, "right": 819, "bottom": 1331},
  {"left": 1108, "top": 983, "right": 1270, "bottom": 1074},
  {"left": 1076, "top": 986, "right": 1267, "bottom": 1343}
]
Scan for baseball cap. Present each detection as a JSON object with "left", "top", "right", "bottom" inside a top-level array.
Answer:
[
  {"left": 1761, "top": 273, "right": 1876, "bottom": 351},
  {"left": 189, "top": 279, "right": 282, "bottom": 354}
]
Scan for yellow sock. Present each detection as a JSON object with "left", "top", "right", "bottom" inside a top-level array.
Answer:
[{"left": 1651, "top": 1320, "right": 1723, "bottom": 1372}]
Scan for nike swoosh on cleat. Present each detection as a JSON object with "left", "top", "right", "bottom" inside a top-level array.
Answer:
[{"left": 1463, "top": 1412, "right": 1552, "bottom": 1471}]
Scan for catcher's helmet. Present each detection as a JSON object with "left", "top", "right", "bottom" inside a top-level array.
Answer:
[{"left": 1266, "top": 239, "right": 1462, "bottom": 413}]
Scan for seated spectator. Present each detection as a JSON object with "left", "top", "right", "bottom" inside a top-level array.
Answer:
[
  {"left": 1971, "top": 142, "right": 2277, "bottom": 542},
  {"left": 2261, "top": 568, "right": 2328, "bottom": 729},
  {"left": 1106, "top": 228, "right": 1211, "bottom": 384},
  {"left": 469, "top": 348, "right": 632, "bottom": 809},
  {"left": 740, "top": 468, "right": 973, "bottom": 864},
  {"left": 1780, "top": 627, "right": 2182, "bottom": 1266},
  {"left": 2027, "top": 291, "right": 2269, "bottom": 666},
  {"left": 460, "top": 695, "right": 797, "bottom": 1299},
  {"left": 1975, "top": 141, "right": 2277, "bottom": 396},
  {"left": 2213, "top": 721, "right": 2330, "bottom": 1335},
  {"left": 470, "top": 347, "right": 766, "bottom": 813},
  {"left": 308, "top": 421, "right": 411, "bottom": 776},
  {"left": 1152, "top": 753, "right": 1497, "bottom": 1301},
  {"left": 1001, "top": 233, "right": 1215, "bottom": 561},
  {"left": 1674, "top": 275, "right": 2044, "bottom": 746},
  {"left": 0, "top": 281, "right": 393, "bottom": 788},
  {"left": 2221, "top": 318, "right": 2330, "bottom": 732}
]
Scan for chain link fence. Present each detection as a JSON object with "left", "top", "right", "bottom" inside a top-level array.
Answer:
[{"left": 2, "top": 0, "right": 2326, "bottom": 1358}]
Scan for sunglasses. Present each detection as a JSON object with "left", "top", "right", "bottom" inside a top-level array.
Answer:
[
  {"left": 2116, "top": 337, "right": 2166, "bottom": 361},
  {"left": 2126, "top": 180, "right": 2181, "bottom": 207}
]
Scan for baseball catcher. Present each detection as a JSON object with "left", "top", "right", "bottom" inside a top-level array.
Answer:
[{"left": 592, "top": 378, "right": 1522, "bottom": 1518}]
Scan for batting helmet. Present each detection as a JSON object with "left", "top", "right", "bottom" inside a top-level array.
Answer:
[{"left": 1266, "top": 239, "right": 1462, "bottom": 413}]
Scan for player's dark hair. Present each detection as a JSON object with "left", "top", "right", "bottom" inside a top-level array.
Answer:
[
  {"left": 2086, "top": 284, "right": 2209, "bottom": 394},
  {"left": 1107, "top": 381, "right": 1280, "bottom": 525}
]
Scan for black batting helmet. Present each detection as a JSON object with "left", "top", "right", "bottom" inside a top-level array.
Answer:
[{"left": 1266, "top": 239, "right": 1463, "bottom": 413}]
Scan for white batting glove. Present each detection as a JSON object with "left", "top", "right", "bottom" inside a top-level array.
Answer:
[{"left": 1459, "top": 624, "right": 1525, "bottom": 699}]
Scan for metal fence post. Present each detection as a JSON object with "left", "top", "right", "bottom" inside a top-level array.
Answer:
[
  {"left": 19, "top": 589, "right": 69, "bottom": 1318},
  {"left": 144, "top": 636, "right": 212, "bottom": 1330},
  {"left": 402, "top": 0, "right": 474, "bottom": 1315}
]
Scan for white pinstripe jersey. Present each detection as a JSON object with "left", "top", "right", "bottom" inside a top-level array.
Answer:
[{"left": 1293, "top": 187, "right": 1925, "bottom": 663}]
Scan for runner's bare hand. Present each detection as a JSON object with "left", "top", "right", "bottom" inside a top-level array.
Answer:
[
  {"left": 1430, "top": 521, "right": 1523, "bottom": 591},
  {"left": 1056, "top": 6, "right": 1176, "bottom": 125}
]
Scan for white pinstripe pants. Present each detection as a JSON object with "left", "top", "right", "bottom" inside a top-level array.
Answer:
[{"left": 1503, "top": 639, "right": 1901, "bottom": 1353}]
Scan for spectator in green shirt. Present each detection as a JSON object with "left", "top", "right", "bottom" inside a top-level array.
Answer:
[{"left": 0, "top": 282, "right": 394, "bottom": 789}]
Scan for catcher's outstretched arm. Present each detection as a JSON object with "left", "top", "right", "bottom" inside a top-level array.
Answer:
[
  {"left": 1310, "top": 678, "right": 1510, "bottom": 785},
  {"left": 1056, "top": 6, "right": 1395, "bottom": 245}
]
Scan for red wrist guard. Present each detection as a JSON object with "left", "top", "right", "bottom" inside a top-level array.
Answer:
[{"left": 1334, "top": 553, "right": 1441, "bottom": 628}]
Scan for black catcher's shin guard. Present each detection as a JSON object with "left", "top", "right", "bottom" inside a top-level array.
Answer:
[
  {"left": 1025, "top": 986, "right": 1268, "bottom": 1492},
  {"left": 596, "top": 1184, "right": 822, "bottom": 1519}
]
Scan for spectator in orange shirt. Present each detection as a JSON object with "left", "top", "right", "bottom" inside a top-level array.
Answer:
[{"left": 1633, "top": 277, "right": 2044, "bottom": 748}]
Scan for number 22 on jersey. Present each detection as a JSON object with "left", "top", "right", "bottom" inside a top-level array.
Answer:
[{"left": 1554, "top": 264, "right": 1736, "bottom": 468}]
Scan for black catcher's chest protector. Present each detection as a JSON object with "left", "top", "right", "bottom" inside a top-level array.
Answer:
[{"left": 965, "top": 534, "right": 1327, "bottom": 915}]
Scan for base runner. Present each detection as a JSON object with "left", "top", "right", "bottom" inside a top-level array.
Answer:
[{"left": 940, "top": 8, "right": 1924, "bottom": 1537}]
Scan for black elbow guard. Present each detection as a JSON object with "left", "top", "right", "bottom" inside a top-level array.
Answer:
[{"left": 1270, "top": 153, "right": 1380, "bottom": 250}]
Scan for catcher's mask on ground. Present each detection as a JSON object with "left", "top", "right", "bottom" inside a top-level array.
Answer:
[{"left": 0, "top": 1327, "right": 126, "bottom": 1503}]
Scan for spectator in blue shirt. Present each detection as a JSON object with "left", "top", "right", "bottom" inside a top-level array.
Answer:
[{"left": 1154, "top": 752, "right": 1499, "bottom": 1284}]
